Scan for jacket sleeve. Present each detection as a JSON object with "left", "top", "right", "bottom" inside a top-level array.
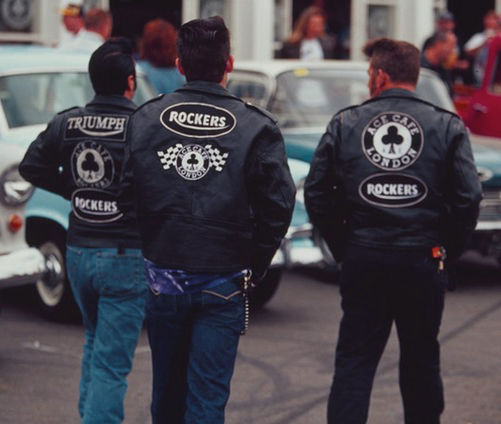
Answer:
[
  {"left": 443, "top": 116, "right": 482, "bottom": 260},
  {"left": 18, "top": 117, "right": 66, "bottom": 198},
  {"left": 304, "top": 116, "right": 347, "bottom": 261},
  {"left": 246, "top": 122, "right": 296, "bottom": 280}
]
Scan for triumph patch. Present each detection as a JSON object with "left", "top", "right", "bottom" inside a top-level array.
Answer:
[
  {"left": 359, "top": 173, "right": 428, "bottom": 208},
  {"left": 65, "top": 114, "right": 128, "bottom": 141},
  {"left": 71, "top": 188, "right": 123, "bottom": 223},
  {"left": 362, "top": 112, "right": 423, "bottom": 171},
  {"left": 157, "top": 143, "right": 229, "bottom": 180},
  {"left": 160, "top": 103, "right": 236, "bottom": 138},
  {"left": 71, "top": 141, "right": 115, "bottom": 188}
]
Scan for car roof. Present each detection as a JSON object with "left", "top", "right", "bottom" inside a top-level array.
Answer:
[
  {"left": 233, "top": 60, "right": 369, "bottom": 77},
  {"left": 233, "top": 59, "right": 439, "bottom": 80},
  {"left": 0, "top": 45, "right": 91, "bottom": 74}
]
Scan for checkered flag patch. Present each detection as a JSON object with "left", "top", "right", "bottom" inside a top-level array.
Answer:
[
  {"left": 157, "top": 144, "right": 183, "bottom": 169},
  {"left": 205, "top": 145, "right": 229, "bottom": 172}
]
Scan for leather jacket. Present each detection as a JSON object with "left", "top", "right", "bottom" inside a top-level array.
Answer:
[
  {"left": 20, "top": 95, "right": 141, "bottom": 248},
  {"left": 123, "top": 81, "right": 296, "bottom": 277},
  {"left": 305, "top": 88, "right": 482, "bottom": 261}
]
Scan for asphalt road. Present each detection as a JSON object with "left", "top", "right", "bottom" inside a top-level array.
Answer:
[{"left": 1, "top": 254, "right": 501, "bottom": 424}]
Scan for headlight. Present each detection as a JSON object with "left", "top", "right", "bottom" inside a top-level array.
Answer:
[
  {"left": 0, "top": 164, "right": 34, "bottom": 206},
  {"left": 295, "top": 177, "right": 305, "bottom": 204}
]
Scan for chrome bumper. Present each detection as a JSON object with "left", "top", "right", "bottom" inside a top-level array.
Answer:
[
  {"left": 0, "top": 247, "right": 46, "bottom": 289},
  {"left": 283, "top": 223, "right": 324, "bottom": 267}
]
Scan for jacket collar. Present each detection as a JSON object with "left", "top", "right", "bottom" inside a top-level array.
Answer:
[
  {"left": 377, "top": 88, "right": 418, "bottom": 99},
  {"left": 87, "top": 95, "right": 137, "bottom": 111},
  {"left": 176, "top": 80, "right": 240, "bottom": 100}
]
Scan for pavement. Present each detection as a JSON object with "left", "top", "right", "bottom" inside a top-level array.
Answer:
[{"left": 0, "top": 256, "right": 500, "bottom": 424}]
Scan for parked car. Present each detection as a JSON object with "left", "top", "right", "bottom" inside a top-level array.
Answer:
[
  {"left": 0, "top": 46, "right": 157, "bottom": 319},
  {"left": 0, "top": 144, "right": 45, "bottom": 301},
  {"left": 0, "top": 47, "right": 316, "bottom": 315},
  {"left": 228, "top": 60, "right": 501, "bottom": 265},
  {"left": 459, "top": 35, "right": 501, "bottom": 138}
]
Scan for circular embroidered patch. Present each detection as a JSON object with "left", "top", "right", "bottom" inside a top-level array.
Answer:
[{"left": 362, "top": 112, "right": 423, "bottom": 171}]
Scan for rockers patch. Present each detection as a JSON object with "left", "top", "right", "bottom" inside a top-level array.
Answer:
[
  {"left": 359, "top": 173, "right": 428, "bottom": 208},
  {"left": 71, "top": 188, "right": 123, "bottom": 223},
  {"left": 157, "top": 143, "right": 229, "bottom": 180},
  {"left": 362, "top": 112, "right": 423, "bottom": 171},
  {"left": 160, "top": 103, "right": 237, "bottom": 138},
  {"left": 64, "top": 114, "right": 128, "bottom": 141},
  {"left": 71, "top": 141, "right": 115, "bottom": 188}
]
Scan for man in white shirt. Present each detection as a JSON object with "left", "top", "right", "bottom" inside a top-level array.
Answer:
[
  {"left": 60, "top": 8, "right": 112, "bottom": 54},
  {"left": 464, "top": 10, "right": 500, "bottom": 84}
]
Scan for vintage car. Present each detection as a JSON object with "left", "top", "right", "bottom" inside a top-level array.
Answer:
[
  {"left": 0, "top": 143, "right": 45, "bottom": 301},
  {"left": 0, "top": 47, "right": 315, "bottom": 316},
  {"left": 228, "top": 60, "right": 501, "bottom": 266}
]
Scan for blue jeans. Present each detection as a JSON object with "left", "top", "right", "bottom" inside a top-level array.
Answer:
[
  {"left": 328, "top": 245, "right": 446, "bottom": 424},
  {"left": 146, "top": 277, "right": 245, "bottom": 424},
  {"left": 66, "top": 246, "right": 148, "bottom": 424}
]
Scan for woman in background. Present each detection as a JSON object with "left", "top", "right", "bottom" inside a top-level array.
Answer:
[
  {"left": 138, "top": 19, "right": 185, "bottom": 94},
  {"left": 279, "top": 6, "right": 336, "bottom": 60}
]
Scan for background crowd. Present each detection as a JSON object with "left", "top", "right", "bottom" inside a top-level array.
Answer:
[{"left": 58, "top": 3, "right": 501, "bottom": 102}]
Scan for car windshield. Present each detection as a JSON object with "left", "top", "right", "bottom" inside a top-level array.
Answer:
[
  {"left": 269, "top": 68, "right": 454, "bottom": 129},
  {"left": 0, "top": 72, "right": 155, "bottom": 129}
]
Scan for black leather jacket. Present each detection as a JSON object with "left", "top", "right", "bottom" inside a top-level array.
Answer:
[
  {"left": 19, "top": 95, "right": 141, "bottom": 248},
  {"left": 124, "top": 81, "right": 295, "bottom": 277},
  {"left": 305, "top": 88, "right": 482, "bottom": 261}
]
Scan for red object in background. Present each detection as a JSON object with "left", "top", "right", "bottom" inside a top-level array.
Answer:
[
  {"left": 463, "top": 35, "right": 501, "bottom": 138},
  {"left": 7, "top": 213, "right": 23, "bottom": 233}
]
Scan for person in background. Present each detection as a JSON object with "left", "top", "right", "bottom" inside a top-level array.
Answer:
[
  {"left": 422, "top": 10, "right": 456, "bottom": 51},
  {"left": 19, "top": 39, "right": 148, "bottom": 424},
  {"left": 59, "top": 3, "right": 84, "bottom": 48},
  {"left": 60, "top": 8, "right": 112, "bottom": 54},
  {"left": 279, "top": 6, "right": 336, "bottom": 60},
  {"left": 421, "top": 31, "right": 458, "bottom": 97},
  {"left": 464, "top": 10, "right": 501, "bottom": 84},
  {"left": 137, "top": 18, "right": 185, "bottom": 94}
]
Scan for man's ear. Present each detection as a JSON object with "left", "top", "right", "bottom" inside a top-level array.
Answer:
[
  {"left": 377, "top": 68, "right": 390, "bottom": 87},
  {"left": 175, "top": 57, "right": 185, "bottom": 76},
  {"left": 226, "top": 55, "right": 234, "bottom": 74}
]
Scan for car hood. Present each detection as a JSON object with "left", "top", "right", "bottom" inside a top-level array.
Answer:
[
  {"left": 0, "top": 125, "right": 46, "bottom": 150},
  {"left": 283, "top": 130, "right": 323, "bottom": 163}
]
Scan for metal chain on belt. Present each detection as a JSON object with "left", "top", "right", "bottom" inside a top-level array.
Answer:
[{"left": 241, "top": 270, "right": 252, "bottom": 335}]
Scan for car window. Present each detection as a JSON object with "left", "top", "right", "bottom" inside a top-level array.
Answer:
[
  {"left": 270, "top": 69, "right": 368, "bottom": 128},
  {"left": 0, "top": 72, "right": 155, "bottom": 129},
  {"left": 226, "top": 72, "right": 270, "bottom": 107},
  {"left": 265, "top": 68, "right": 455, "bottom": 129}
]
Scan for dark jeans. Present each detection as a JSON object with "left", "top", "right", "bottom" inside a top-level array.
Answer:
[
  {"left": 146, "top": 277, "right": 245, "bottom": 424},
  {"left": 328, "top": 245, "right": 446, "bottom": 424},
  {"left": 66, "top": 246, "right": 147, "bottom": 424}
]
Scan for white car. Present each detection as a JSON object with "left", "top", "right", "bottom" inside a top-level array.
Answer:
[{"left": 0, "top": 144, "right": 45, "bottom": 291}]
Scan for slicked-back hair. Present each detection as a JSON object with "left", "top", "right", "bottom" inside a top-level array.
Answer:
[
  {"left": 363, "top": 38, "right": 420, "bottom": 86},
  {"left": 176, "top": 16, "right": 230, "bottom": 83},
  {"left": 88, "top": 37, "right": 136, "bottom": 96}
]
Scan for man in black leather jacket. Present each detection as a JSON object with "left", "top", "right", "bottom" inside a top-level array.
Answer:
[
  {"left": 305, "top": 38, "right": 481, "bottom": 424},
  {"left": 19, "top": 39, "right": 147, "bottom": 424},
  {"left": 125, "top": 17, "right": 295, "bottom": 423}
]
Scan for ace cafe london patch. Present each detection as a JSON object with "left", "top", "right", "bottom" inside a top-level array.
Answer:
[
  {"left": 157, "top": 143, "right": 229, "bottom": 181},
  {"left": 362, "top": 112, "right": 423, "bottom": 171}
]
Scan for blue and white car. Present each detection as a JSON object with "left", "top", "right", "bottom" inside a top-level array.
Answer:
[
  {"left": 0, "top": 47, "right": 318, "bottom": 316},
  {"left": 0, "top": 46, "right": 156, "bottom": 318}
]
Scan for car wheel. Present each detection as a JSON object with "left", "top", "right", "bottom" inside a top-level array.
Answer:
[
  {"left": 27, "top": 221, "right": 78, "bottom": 321},
  {"left": 249, "top": 268, "right": 282, "bottom": 310}
]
